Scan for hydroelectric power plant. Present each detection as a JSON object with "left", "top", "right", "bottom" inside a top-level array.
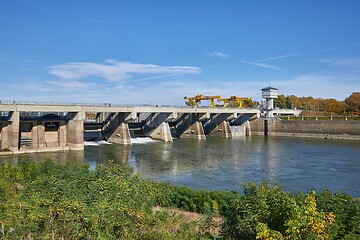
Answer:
[
  {"left": 0, "top": 87, "right": 304, "bottom": 155},
  {"left": 2, "top": 86, "right": 360, "bottom": 156},
  {"left": 1, "top": 88, "right": 359, "bottom": 197}
]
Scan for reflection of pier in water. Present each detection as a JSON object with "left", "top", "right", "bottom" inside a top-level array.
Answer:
[{"left": 129, "top": 138, "right": 249, "bottom": 176}]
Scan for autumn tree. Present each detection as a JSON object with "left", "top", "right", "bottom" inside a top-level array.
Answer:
[
  {"left": 319, "top": 99, "right": 346, "bottom": 114},
  {"left": 345, "top": 92, "right": 360, "bottom": 112},
  {"left": 289, "top": 95, "right": 302, "bottom": 109}
]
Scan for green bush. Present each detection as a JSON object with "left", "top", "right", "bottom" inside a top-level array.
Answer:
[
  {"left": 0, "top": 159, "right": 207, "bottom": 239},
  {"left": 0, "top": 158, "right": 359, "bottom": 239}
]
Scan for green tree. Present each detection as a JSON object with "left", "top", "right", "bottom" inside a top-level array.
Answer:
[
  {"left": 185, "top": 100, "right": 197, "bottom": 107},
  {"left": 285, "top": 96, "right": 293, "bottom": 109},
  {"left": 243, "top": 99, "right": 255, "bottom": 108},
  {"left": 275, "top": 95, "right": 287, "bottom": 109}
]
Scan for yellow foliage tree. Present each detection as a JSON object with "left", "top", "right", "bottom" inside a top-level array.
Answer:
[
  {"left": 285, "top": 191, "right": 335, "bottom": 240},
  {"left": 345, "top": 92, "right": 360, "bottom": 112}
]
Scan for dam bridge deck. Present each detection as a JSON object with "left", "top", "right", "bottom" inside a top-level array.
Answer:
[{"left": 0, "top": 103, "right": 300, "bottom": 155}]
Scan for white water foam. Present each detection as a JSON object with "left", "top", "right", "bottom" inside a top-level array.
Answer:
[
  {"left": 84, "top": 141, "right": 100, "bottom": 146},
  {"left": 131, "top": 137, "right": 158, "bottom": 144},
  {"left": 84, "top": 140, "right": 112, "bottom": 146},
  {"left": 98, "top": 140, "right": 112, "bottom": 145},
  {"left": 85, "top": 138, "right": 156, "bottom": 145}
]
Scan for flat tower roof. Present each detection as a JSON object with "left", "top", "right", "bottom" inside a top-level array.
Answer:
[{"left": 261, "top": 86, "right": 278, "bottom": 91}]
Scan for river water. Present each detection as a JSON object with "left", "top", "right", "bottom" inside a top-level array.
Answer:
[{"left": 1, "top": 136, "right": 359, "bottom": 197}]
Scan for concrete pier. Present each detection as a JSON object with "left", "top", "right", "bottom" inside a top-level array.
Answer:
[
  {"left": 175, "top": 113, "right": 207, "bottom": 139},
  {"left": 180, "top": 120, "right": 206, "bottom": 139},
  {"left": 109, "top": 123, "right": 132, "bottom": 145},
  {"left": 149, "top": 122, "right": 173, "bottom": 141},
  {"left": 1, "top": 111, "right": 20, "bottom": 151},
  {"left": 204, "top": 113, "right": 233, "bottom": 137},
  {"left": 103, "top": 112, "right": 136, "bottom": 145},
  {"left": 66, "top": 112, "right": 85, "bottom": 150},
  {"left": 208, "top": 120, "right": 232, "bottom": 137},
  {"left": 143, "top": 112, "right": 177, "bottom": 142}
]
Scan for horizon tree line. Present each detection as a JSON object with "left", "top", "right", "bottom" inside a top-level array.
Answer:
[{"left": 273, "top": 92, "right": 360, "bottom": 115}]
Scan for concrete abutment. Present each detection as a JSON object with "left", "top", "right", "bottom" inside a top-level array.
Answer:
[{"left": 1, "top": 110, "right": 85, "bottom": 154}]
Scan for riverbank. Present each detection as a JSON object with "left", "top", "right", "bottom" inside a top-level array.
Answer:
[
  {"left": 2, "top": 136, "right": 359, "bottom": 197},
  {"left": 250, "top": 118, "right": 360, "bottom": 140},
  {"left": 1, "top": 159, "right": 359, "bottom": 239}
]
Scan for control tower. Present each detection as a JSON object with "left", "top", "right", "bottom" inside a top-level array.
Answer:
[{"left": 261, "top": 86, "right": 278, "bottom": 118}]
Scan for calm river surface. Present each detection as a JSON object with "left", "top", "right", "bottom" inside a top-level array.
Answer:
[{"left": 1, "top": 136, "right": 359, "bottom": 197}]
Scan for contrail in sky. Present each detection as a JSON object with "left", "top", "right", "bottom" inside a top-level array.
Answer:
[{"left": 255, "top": 42, "right": 360, "bottom": 62}]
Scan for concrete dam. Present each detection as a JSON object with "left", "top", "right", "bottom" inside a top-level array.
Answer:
[{"left": 0, "top": 103, "right": 299, "bottom": 155}]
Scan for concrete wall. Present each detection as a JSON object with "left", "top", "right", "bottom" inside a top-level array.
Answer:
[
  {"left": 250, "top": 118, "right": 360, "bottom": 140},
  {"left": 230, "top": 125, "right": 247, "bottom": 137},
  {"left": 1, "top": 111, "right": 83, "bottom": 154},
  {"left": 249, "top": 119, "right": 266, "bottom": 136}
]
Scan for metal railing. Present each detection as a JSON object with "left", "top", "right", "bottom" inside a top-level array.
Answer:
[
  {"left": 0, "top": 99, "right": 261, "bottom": 110},
  {"left": 279, "top": 116, "right": 360, "bottom": 121}
]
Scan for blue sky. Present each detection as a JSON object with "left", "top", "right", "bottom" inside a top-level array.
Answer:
[{"left": 1, "top": 0, "right": 360, "bottom": 105}]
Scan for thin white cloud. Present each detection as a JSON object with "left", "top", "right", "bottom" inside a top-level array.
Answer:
[
  {"left": 2, "top": 82, "right": 54, "bottom": 92},
  {"left": 3, "top": 73, "right": 358, "bottom": 104},
  {"left": 254, "top": 42, "right": 360, "bottom": 63},
  {"left": 240, "top": 60, "right": 280, "bottom": 70},
  {"left": 46, "top": 80, "right": 96, "bottom": 91},
  {"left": 255, "top": 53, "right": 302, "bottom": 62},
  {"left": 207, "top": 51, "right": 230, "bottom": 59},
  {"left": 318, "top": 57, "right": 360, "bottom": 69},
  {"left": 132, "top": 73, "right": 185, "bottom": 82},
  {"left": 313, "top": 42, "right": 360, "bottom": 53},
  {"left": 271, "top": 74, "right": 360, "bottom": 100},
  {"left": 48, "top": 60, "right": 201, "bottom": 82}
]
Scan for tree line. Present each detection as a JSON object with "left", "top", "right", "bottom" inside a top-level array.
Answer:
[{"left": 274, "top": 92, "right": 360, "bottom": 115}]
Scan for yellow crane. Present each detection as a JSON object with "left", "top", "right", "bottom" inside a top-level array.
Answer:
[
  {"left": 217, "top": 96, "right": 252, "bottom": 108},
  {"left": 184, "top": 95, "right": 222, "bottom": 107}
]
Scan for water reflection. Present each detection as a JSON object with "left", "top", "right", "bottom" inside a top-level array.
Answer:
[
  {"left": 0, "top": 150, "right": 84, "bottom": 166},
  {"left": 0, "top": 136, "right": 359, "bottom": 197},
  {"left": 85, "top": 144, "right": 131, "bottom": 169},
  {"left": 264, "top": 137, "right": 281, "bottom": 180}
]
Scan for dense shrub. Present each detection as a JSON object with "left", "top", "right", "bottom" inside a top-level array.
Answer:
[
  {"left": 0, "top": 158, "right": 359, "bottom": 239},
  {"left": 0, "top": 158, "right": 207, "bottom": 239},
  {"left": 316, "top": 189, "right": 360, "bottom": 239}
]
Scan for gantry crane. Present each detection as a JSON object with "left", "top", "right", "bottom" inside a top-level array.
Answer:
[
  {"left": 217, "top": 96, "right": 252, "bottom": 108},
  {"left": 184, "top": 95, "right": 222, "bottom": 107}
]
